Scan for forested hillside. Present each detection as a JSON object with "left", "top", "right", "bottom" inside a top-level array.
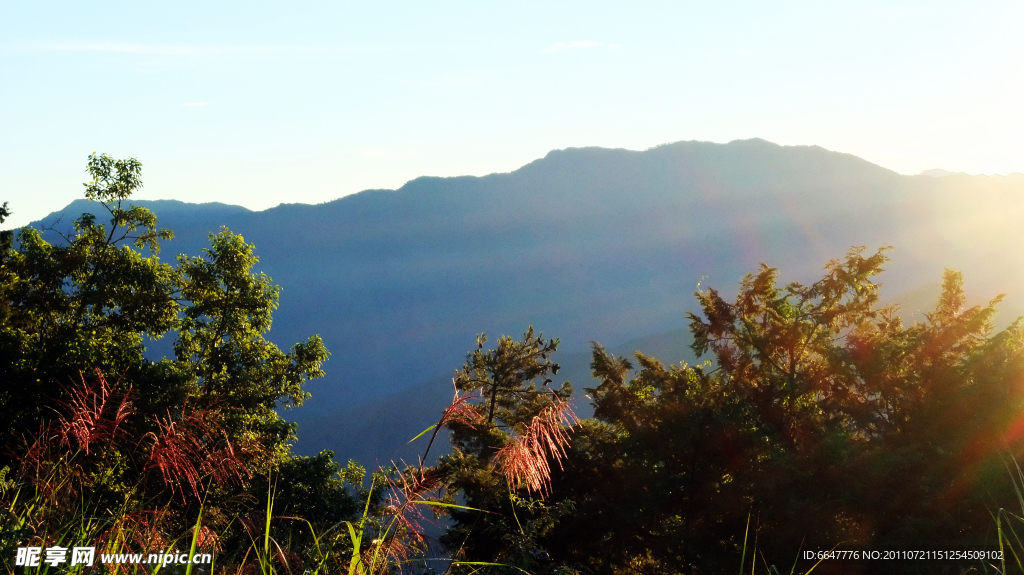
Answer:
[
  {"left": 29, "top": 139, "right": 1024, "bottom": 465},
  {"left": 8, "top": 145, "right": 1024, "bottom": 573}
]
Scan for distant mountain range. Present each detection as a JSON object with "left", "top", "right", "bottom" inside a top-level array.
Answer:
[
  {"left": 27, "top": 138, "right": 1024, "bottom": 464},
  {"left": 920, "top": 168, "right": 1024, "bottom": 182}
]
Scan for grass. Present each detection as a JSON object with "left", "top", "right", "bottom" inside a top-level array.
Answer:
[
  {"left": 0, "top": 372, "right": 539, "bottom": 574},
  {"left": 994, "top": 453, "right": 1024, "bottom": 575}
]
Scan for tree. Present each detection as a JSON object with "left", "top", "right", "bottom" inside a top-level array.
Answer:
[
  {"left": 0, "top": 155, "right": 179, "bottom": 455},
  {"left": 436, "top": 327, "right": 577, "bottom": 573},
  {"left": 0, "top": 154, "right": 340, "bottom": 555},
  {"left": 478, "top": 248, "right": 1024, "bottom": 574},
  {"left": 174, "top": 228, "right": 328, "bottom": 458},
  {"left": 0, "top": 201, "right": 13, "bottom": 254}
]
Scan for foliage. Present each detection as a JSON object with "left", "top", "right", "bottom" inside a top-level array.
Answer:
[
  {"left": 1, "top": 153, "right": 504, "bottom": 574},
  {"left": 1, "top": 369, "right": 237, "bottom": 562},
  {"left": 436, "top": 248, "right": 1024, "bottom": 574},
  {"left": 435, "top": 327, "right": 578, "bottom": 573},
  {"left": 0, "top": 154, "right": 338, "bottom": 562},
  {"left": 173, "top": 227, "right": 328, "bottom": 459},
  {"left": 6, "top": 154, "right": 1024, "bottom": 574},
  {"left": 0, "top": 202, "right": 12, "bottom": 255}
]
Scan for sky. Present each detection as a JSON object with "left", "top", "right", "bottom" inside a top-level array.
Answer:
[{"left": 1, "top": 0, "right": 1022, "bottom": 228}]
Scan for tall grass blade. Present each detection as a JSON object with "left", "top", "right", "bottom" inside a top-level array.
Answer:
[
  {"left": 184, "top": 503, "right": 204, "bottom": 575},
  {"left": 740, "top": 512, "right": 751, "bottom": 575}
]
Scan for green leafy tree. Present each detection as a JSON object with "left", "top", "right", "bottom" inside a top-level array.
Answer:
[
  {"left": 174, "top": 228, "right": 328, "bottom": 459},
  {"left": 0, "top": 201, "right": 13, "bottom": 255},
  {"left": 0, "top": 154, "right": 340, "bottom": 555},
  {"left": 0, "top": 155, "right": 179, "bottom": 454}
]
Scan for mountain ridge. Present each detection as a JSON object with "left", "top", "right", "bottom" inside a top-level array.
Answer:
[{"left": 23, "top": 137, "right": 1024, "bottom": 462}]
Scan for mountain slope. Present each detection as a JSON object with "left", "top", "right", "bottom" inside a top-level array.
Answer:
[{"left": 28, "top": 138, "right": 1024, "bottom": 462}]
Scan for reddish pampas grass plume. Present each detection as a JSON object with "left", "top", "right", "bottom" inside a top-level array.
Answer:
[
  {"left": 437, "top": 382, "right": 485, "bottom": 428},
  {"left": 192, "top": 524, "right": 222, "bottom": 553},
  {"left": 18, "top": 369, "right": 134, "bottom": 498},
  {"left": 56, "top": 369, "right": 134, "bottom": 455},
  {"left": 494, "top": 394, "right": 579, "bottom": 496},
  {"left": 419, "top": 380, "right": 485, "bottom": 464},
  {"left": 143, "top": 402, "right": 249, "bottom": 502},
  {"left": 373, "top": 464, "right": 446, "bottom": 564},
  {"left": 143, "top": 407, "right": 208, "bottom": 501},
  {"left": 102, "top": 510, "right": 169, "bottom": 556}
]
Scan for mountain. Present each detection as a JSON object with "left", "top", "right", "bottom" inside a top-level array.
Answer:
[
  {"left": 28, "top": 138, "right": 1024, "bottom": 463},
  {"left": 920, "top": 169, "right": 960, "bottom": 177},
  {"left": 38, "top": 198, "right": 252, "bottom": 222},
  {"left": 921, "top": 168, "right": 1024, "bottom": 184}
]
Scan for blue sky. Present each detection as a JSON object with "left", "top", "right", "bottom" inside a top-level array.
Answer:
[{"left": 2, "top": 0, "right": 1022, "bottom": 228}]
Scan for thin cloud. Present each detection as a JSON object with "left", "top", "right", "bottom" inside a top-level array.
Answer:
[
  {"left": 10, "top": 43, "right": 218, "bottom": 56},
  {"left": 181, "top": 102, "right": 208, "bottom": 107},
  {"left": 0, "top": 43, "right": 368, "bottom": 57},
  {"left": 543, "top": 41, "right": 603, "bottom": 53}
]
